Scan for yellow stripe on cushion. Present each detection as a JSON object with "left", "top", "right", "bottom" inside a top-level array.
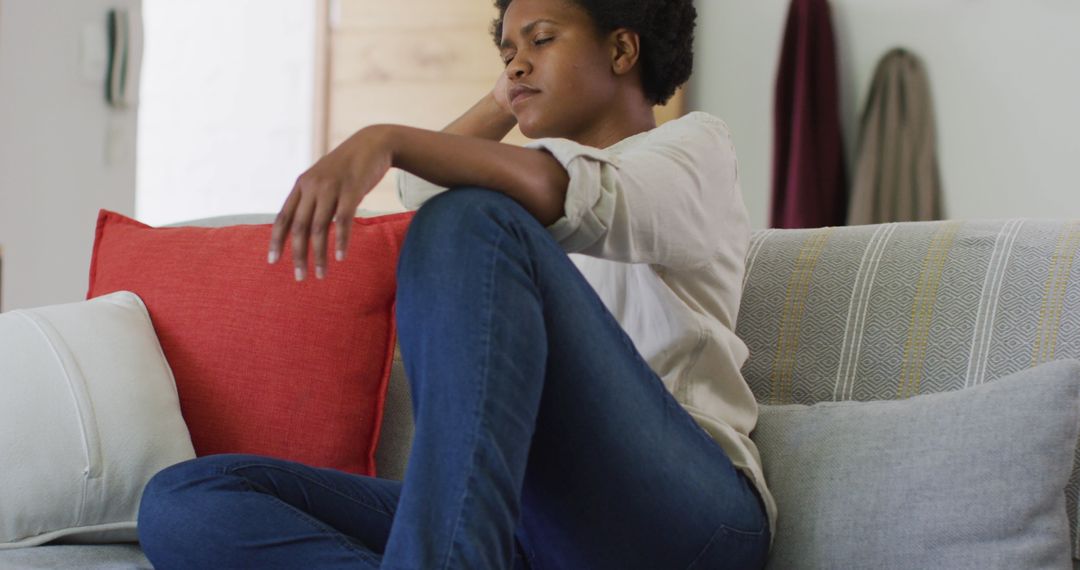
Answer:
[
  {"left": 769, "top": 228, "right": 834, "bottom": 404},
  {"left": 1033, "top": 221, "right": 1080, "bottom": 366},
  {"left": 898, "top": 221, "right": 963, "bottom": 399}
]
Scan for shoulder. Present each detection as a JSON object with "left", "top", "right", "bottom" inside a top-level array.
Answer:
[
  {"left": 526, "top": 113, "right": 735, "bottom": 168},
  {"left": 677, "top": 111, "right": 733, "bottom": 135},
  {"left": 652, "top": 111, "right": 731, "bottom": 139},
  {"left": 620, "top": 112, "right": 737, "bottom": 171},
  {"left": 625, "top": 112, "right": 735, "bottom": 158}
]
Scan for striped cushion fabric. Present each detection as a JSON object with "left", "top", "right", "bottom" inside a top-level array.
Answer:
[{"left": 737, "top": 219, "right": 1080, "bottom": 559}]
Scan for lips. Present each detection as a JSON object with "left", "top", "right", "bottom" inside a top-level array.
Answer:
[{"left": 508, "top": 84, "right": 540, "bottom": 107}]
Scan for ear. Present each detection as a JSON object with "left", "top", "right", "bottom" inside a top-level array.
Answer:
[{"left": 608, "top": 28, "right": 641, "bottom": 76}]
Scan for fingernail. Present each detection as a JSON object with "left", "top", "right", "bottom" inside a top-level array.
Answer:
[
  {"left": 295, "top": 267, "right": 305, "bottom": 282},
  {"left": 336, "top": 250, "right": 345, "bottom": 262},
  {"left": 268, "top": 250, "right": 279, "bottom": 264},
  {"left": 316, "top": 266, "right": 325, "bottom": 280}
]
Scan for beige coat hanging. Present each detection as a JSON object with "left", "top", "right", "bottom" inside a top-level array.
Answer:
[{"left": 848, "top": 48, "right": 943, "bottom": 225}]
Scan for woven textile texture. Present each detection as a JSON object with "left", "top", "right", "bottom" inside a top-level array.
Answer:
[
  {"left": 756, "top": 360, "right": 1078, "bottom": 570},
  {"left": 737, "top": 218, "right": 1080, "bottom": 560}
]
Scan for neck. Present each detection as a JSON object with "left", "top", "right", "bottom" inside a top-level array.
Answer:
[{"left": 569, "top": 90, "right": 657, "bottom": 149}]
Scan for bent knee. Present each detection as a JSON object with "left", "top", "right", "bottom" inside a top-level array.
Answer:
[
  {"left": 405, "top": 188, "right": 537, "bottom": 260},
  {"left": 414, "top": 187, "right": 529, "bottom": 229},
  {"left": 139, "top": 454, "right": 262, "bottom": 524},
  {"left": 138, "top": 455, "right": 259, "bottom": 549},
  {"left": 143, "top": 454, "right": 253, "bottom": 496}
]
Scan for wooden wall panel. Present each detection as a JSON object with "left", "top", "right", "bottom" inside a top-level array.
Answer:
[
  {"left": 332, "top": 31, "right": 500, "bottom": 84},
  {"left": 337, "top": 0, "right": 497, "bottom": 31},
  {"left": 328, "top": 0, "right": 506, "bottom": 211}
]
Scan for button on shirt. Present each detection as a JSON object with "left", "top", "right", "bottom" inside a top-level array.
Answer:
[{"left": 397, "top": 111, "right": 777, "bottom": 546}]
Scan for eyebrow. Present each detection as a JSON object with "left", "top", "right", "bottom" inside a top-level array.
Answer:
[{"left": 500, "top": 19, "right": 559, "bottom": 50}]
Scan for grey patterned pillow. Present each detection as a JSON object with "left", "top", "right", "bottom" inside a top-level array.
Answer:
[{"left": 753, "top": 359, "right": 1080, "bottom": 570}]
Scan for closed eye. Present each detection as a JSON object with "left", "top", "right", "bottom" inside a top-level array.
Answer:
[{"left": 501, "top": 37, "right": 553, "bottom": 66}]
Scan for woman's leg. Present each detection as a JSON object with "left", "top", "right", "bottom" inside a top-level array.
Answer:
[
  {"left": 389, "top": 188, "right": 769, "bottom": 570},
  {"left": 137, "top": 453, "right": 400, "bottom": 569}
]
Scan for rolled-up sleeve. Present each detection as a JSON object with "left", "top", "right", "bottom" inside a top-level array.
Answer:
[
  {"left": 531, "top": 112, "right": 739, "bottom": 269},
  {"left": 396, "top": 113, "right": 739, "bottom": 270}
]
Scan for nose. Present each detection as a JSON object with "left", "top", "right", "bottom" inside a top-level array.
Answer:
[{"left": 506, "top": 57, "right": 529, "bottom": 80}]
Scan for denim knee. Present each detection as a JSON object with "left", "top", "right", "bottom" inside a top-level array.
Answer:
[
  {"left": 137, "top": 454, "right": 257, "bottom": 547},
  {"left": 402, "top": 188, "right": 533, "bottom": 274},
  {"left": 412, "top": 187, "right": 531, "bottom": 239},
  {"left": 142, "top": 454, "right": 254, "bottom": 496},
  {"left": 417, "top": 186, "right": 521, "bottom": 220}
]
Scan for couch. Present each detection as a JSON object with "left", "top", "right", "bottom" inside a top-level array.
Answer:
[{"left": 1, "top": 216, "right": 1077, "bottom": 569}]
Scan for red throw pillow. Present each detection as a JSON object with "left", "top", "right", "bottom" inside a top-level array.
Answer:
[{"left": 87, "top": 209, "right": 414, "bottom": 476}]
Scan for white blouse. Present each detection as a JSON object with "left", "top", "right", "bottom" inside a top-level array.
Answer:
[{"left": 397, "top": 111, "right": 776, "bottom": 545}]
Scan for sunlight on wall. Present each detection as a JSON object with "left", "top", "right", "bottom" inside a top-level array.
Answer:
[{"left": 137, "top": 0, "right": 316, "bottom": 226}]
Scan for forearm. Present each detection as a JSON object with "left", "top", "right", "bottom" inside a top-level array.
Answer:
[
  {"left": 441, "top": 94, "right": 518, "bottom": 141},
  {"left": 372, "top": 124, "right": 568, "bottom": 225}
]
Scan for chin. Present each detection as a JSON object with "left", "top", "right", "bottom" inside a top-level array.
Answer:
[
  {"left": 513, "top": 114, "right": 540, "bottom": 138},
  {"left": 515, "top": 114, "right": 562, "bottom": 140},
  {"left": 517, "top": 122, "right": 542, "bottom": 139}
]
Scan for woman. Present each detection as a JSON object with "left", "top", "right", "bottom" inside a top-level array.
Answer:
[{"left": 137, "top": 0, "right": 775, "bottom": 568}]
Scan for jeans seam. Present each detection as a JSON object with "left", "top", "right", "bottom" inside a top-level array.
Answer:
[
  {"left": 685, "top": 523, "right": 725, "bottom": 570},
  {"left": 222, "top": 461, "right": 395, "bottom": 517},
  {"left": 252, "top": 478, "right": 383, "bottom": 567},
  {"left": 440, "top": 226, "right": 506, "bottom": 570},
  {"left": 685, "top": 520, "right": 767, "bottom": 570}
]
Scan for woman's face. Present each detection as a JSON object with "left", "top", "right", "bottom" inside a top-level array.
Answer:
[{"left": 498, "top": 0, "right": 617, "bottom": 140}]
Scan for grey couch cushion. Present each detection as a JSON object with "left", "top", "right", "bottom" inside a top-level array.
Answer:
[
  {"left": 0, "top": 544, "right": 151, "bottom": 569},
  {"left": 753, "top": 359, "right": 1080, "bottom": 570},
  {"left": 376, "top": 353, "right": 413, "bottom": 482},
  {"left": 736, "top": 219, "right": 1080, "bottom": 558}
]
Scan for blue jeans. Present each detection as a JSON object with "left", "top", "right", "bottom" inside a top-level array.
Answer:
[{"left": 138, "top": 188, "right": 770, "bottom": 569}]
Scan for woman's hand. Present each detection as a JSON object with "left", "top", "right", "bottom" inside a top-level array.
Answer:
[
  {"left": 491, "top": 72, "right": 513, "bottom": 117},
  {"left": 268, "top": 126, "right": 394, "bottom": 281},
  {"left": 439, "top": 75, "right": 516, "bottom": 141}
]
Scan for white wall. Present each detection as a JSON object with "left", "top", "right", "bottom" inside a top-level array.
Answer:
[
  {"left": 0, "top": 0, "right": 142, "bottom": 311},
  {"left": 690, "top": 0, "right": 1080, "bottom": 229},
  {"left": 136, "top": 0, "right": 316, "bottom": 226}
]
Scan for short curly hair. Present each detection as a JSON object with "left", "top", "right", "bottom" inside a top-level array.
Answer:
[{"left": 491, "top": 0, "right": 696, "bottom": 106}]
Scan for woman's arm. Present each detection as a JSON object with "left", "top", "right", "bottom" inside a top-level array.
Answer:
[
  {"left": 440, "top": 89, "right": 518, "bottom": 141},
  {"left": 394, "top": 78, "right": 520, "bottom": 209},
  {"left": 267, "top": 110, "right": 568, "bottom": 281},
  {"left": 383, "top": 124, "right": 568, "bottom": 223}
]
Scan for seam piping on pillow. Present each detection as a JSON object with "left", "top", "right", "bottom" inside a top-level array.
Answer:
[
  {"left": 12, "top": 311, "right": 103, "bottom": 526},
  {"left": 367, "top": 303, "right": 397, "bottom": 478}
]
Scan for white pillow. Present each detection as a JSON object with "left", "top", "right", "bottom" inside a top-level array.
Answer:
[{"left": 0, "top": 291, "right": 195, "bottom": 548}]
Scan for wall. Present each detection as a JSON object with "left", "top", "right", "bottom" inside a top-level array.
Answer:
[
  {"left": 0, "top": 0, "right": 142, "bottom": 311},
  {"left": 690, "top": 0, "right": 1080, "bottom": 229},
  {"left": 136, "top": 0, "right": 316, "bottom": 226}
]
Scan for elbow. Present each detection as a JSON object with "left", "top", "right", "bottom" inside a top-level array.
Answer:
[{"left": 530, "top": 159, "right": 570, "bottom": 226}]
